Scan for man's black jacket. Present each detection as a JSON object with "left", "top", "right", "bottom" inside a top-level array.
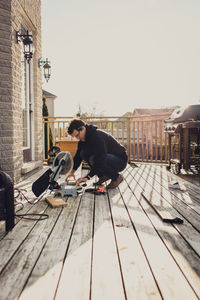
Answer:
[{"left": 73, "top": 124, "right": 128, "bottom": 177}]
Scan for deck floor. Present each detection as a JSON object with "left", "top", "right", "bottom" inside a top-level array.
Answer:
[{"left": 0, "top": 163, "right": 200, "bottom": 300}]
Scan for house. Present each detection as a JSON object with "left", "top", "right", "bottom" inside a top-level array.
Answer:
[
  {"left": 42, "top": 89, "right": 57, "bottom": 117},
  {"left": 131, "top": 107, "right": 180, "bottom": 159},
  {"left": 0, "top": 0, "right": 43, "bottom": 183},
  {"left": 132, "top": 107, "right": 178, "bottom": 118}
]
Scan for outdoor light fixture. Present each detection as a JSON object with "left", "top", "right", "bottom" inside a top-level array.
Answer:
[
  {"left": 16, "top": 30, "right": 34, "bottom": 63},
  {"left": 38, "top": 58, "right": 51, "bottom": 83}
]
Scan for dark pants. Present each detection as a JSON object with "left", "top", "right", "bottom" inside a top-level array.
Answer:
[{"left": 81, "top": 151, "right": 127, "bottom": 181}]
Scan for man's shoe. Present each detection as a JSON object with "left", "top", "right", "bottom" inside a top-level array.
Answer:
[
  {"left": 107, "top": 175, "right": 123, "bottom": 189},
  {"left": 95, "top": 176, "right": 109, "bottom": 185}
]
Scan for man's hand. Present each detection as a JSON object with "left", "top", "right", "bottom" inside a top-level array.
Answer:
[{"left": 76, "top": 177, "right": 88, "bottom": 185}]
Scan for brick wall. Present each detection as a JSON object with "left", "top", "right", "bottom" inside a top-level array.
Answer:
[
  {"left": 0, "top": 0, "right": 13, "bottom": 178},
  {"left": 0, "top": 0, "right": 42, "bottom": 183}
]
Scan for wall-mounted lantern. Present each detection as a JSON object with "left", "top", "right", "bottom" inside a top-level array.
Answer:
[
  {"left": 16, "top": 30, "right": 34, "bottom": 63},
  {"left": 38, "top": 58, "right": 51, "bottom": 83}
]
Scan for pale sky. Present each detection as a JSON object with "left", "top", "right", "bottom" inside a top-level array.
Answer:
[{"left": 41, "top": 0, "right": 200, "bottom": 117}]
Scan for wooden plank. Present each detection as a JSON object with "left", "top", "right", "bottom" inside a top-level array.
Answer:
[
  {"left": 141, "top": 189, "right": 182, "bottom": 222},
  {"left": 58, "top": 122, "right": 60, "bottom": 140},
  {"left": 108, "top": 186, "right": 162, "bottom": 299},
  {"left": 137, "top": 121, "right": 140, "bottom": 161},
  {"left": 19, "top": 195, "right": 82, "bottom": 300},
  {"left": 159, "top": 121, "right": 162, "bottom": 163},
  {"left": 132, "top": 165, "right": 200, "bottom": 231},
  {"left": 165, "top": 131, "right": 168, "bottom": 162},
  {"left": 155, "top": 121, "right": 158, "bottom": 162},
  {"left": 55, "top": 189, "right": 94, "bottom": 300},
  {"left": 141, "top": 121, "right": 144, "bottom": 161},
  {"left": 178, "top": 173, "right": 200, "bottom": 187},
  {"left": 130, "top": 163, "right": 200, "bottom": 207},
  {"left": 127, "top": 118, "right": 131, "bottom": 162},
  {"left": 47, "top": 122, "right": 50, "bottom": 154},
  {"left": 0, "top": 199, "right": 36, "bottom": 241},
  {"left": 0, "top": 168, "right": 83, "bottom": 299},
  {"left": 0, "top": 222, "right": 6, "bottom": 240},
  {"left": 159, "top": 165, "right": 200, "bottom": 203},
  {"left": 0, "top": 203, "right": 62, "bottom": 300},
  {"left": 150, "top": 121, "right": 153, "bottom": 162},
  {"left": 122, "top": 121, "right": 124, "bottom": 145},
  {"left": 156, "top": 165, "right": 200, "bottom": 209},
  {"left": 132, "top": 120, "right": 135, "bottom": 161},
  {"left": 91, "top": 192, "right": 125, "bottom": 300},
  {"left": 116, "top": 121, "right": 119, "bottom": 140},
  {"left": 146, "top": 121, "right": 149, "bottom": 161},
  {"left": 138, "top": 190, "right": 200, "bottom": 298},
  {"left": 126, "top": 165, "right": 200, "bottom": 256},
  {"left": 138, "top": 164, "right": 200, "bottom": 216},
  {"left": 45, "top": 196, "right": 67, "bottom": 208},
  {"left": 0, "top": 200, "right": 49, "bottom": 273},
  {"left": 122, "top": 168, "right": 198, "bottom": 300},
  {"left": 52, "top": 122, "right": 55, "bottom": 145}
]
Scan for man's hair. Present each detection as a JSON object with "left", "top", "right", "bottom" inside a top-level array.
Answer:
[{"left": 68, "top": 119, "right": 86, "bottom": 134}]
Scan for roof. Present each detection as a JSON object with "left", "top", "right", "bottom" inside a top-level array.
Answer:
[
  {"left": 133, "top": 107, "right": 179, "bottom": 116},
  {"left": 42, "top": 90, "right": 57, "bottom": 100}
]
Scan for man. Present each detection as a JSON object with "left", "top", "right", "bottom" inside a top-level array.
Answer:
[{"left": 66, "top": 119, "right": 128, "bottom": 188}]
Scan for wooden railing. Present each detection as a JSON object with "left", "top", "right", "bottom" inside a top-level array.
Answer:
[{"left": 42, "top": 114, "right": 170, "bottom": 163}]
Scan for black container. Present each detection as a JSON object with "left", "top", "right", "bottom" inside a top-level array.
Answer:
[{"left": 0, "top": 171, "right": 15, "bottom": 231}]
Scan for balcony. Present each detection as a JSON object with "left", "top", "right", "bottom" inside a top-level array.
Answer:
[{"left": 0, "top": 114, "right": 200, "bottom": 299}]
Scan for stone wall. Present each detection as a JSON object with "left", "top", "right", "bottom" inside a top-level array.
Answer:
[{"left": 0, "top": 0, "right": 42, "bottom": 183}]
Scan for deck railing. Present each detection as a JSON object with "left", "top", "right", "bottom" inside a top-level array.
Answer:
[{"left": 42, "top": 114, "right": 170, "bottom": 163}]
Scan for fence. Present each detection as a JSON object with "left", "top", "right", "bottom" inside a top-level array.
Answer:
[{"left": 42, "top": 114, "right": 170, "bottom": 163}]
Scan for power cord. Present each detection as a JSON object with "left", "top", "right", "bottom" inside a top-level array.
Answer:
[
  {"left": 15, "top": 213, "right": 49, "bottom": 221},
  {"left": 14, "top": 188, "right": 49, "bottom": 221}
]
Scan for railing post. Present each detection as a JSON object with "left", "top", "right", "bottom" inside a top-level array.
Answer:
[
  {"left": 127, "top": 117, "right": 131, "bottom": 162},
  {"left": 132, "top": 119, "right": 135, "bottom": 161}
]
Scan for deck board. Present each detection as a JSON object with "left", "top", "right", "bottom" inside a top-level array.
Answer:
[
  {"left": 138, "top": 164, "right": 200, "bottom": 213},
  {"left": 19, "top": 195, "right": 81, "bottom": 300},
  {"left": 129, "top": 165, "right": 200, "bottom": 230},
  {"left": 55, "top": 190, "right": 94, "bottom": 300},
  {"left": 108, "top": 186, "right": 161, "bottom": 299},
  {"left": 127, "top": 165, "right": 200, "bottom": 256},
  {"left": 0, "top": 163, "right": 200, "bottom": 300},
  {"left": 91, "top": 191, "right": 125, "bottom": 300},
  {"left": 121, "top": 169, "right": 198, "bottom": 300},
  {"left": 124, "top": 166, "right": 200, "bottom": 298}
]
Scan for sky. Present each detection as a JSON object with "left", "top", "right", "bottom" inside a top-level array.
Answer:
[{"left": 41, "top": 0, "right": 200, "bottom": 117}]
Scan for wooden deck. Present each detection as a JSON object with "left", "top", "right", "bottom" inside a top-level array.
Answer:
[{"left": 0, "top": 163, "right": 200, "bottom": 300}]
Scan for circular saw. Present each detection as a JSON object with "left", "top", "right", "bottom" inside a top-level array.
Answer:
[{"left": 32, "top": 151, "right": 74, "bottom": 197}]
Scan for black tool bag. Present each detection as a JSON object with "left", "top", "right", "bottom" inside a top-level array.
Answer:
[
  {"left": 0, "top": 171, "right": 15, "bottom": 231},
  {"left": 32, "top": 168, "right": 53, "bottom": 197}
]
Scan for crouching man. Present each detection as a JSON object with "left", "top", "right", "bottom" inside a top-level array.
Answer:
[{"left": 66, "top": 119, "right": 128, "bottom": 188}]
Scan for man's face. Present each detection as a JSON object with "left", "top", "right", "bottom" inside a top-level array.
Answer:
[{"left": 71, "top": 126, "right": 86, "bottom": 141}]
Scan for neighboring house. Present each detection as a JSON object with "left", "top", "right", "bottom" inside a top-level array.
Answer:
[
  {"left": 0, "top": 0, "right": 43, "bottom": 183},
  {"left": 132, "top": 107, "right": 178, "bottom": 118},
  {"left": 42, "top": 90, "right": 57, "bottom": 117},
  {"left": 132, "top": 107, "right": 179, "bottom": 143}
]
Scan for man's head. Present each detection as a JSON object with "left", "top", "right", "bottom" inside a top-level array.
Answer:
[{"left": 68, "top": 119, "right": 86, "bottom": 141}]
